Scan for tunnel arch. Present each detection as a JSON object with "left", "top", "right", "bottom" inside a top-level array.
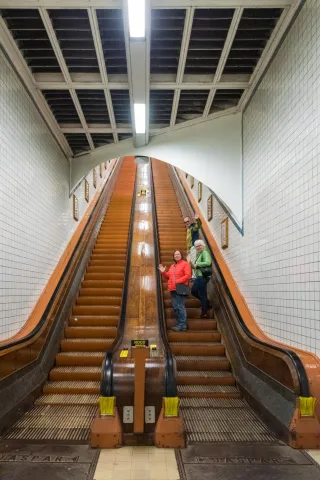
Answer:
[{"left": 71, "top": 112, "right": 243, "bottom": 223}]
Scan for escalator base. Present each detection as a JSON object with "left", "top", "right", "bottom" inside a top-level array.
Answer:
[
  {"left": 0, "top": 442, "right": 99, "bottom": 480},
  {"left": 2, "top": 405, "right": 98, "bottom": 442},
  {"left": 175, "top": 444, "right": 320, "bottom": 480},
  {"left": 181, "top": 398, "right": 277, "bottom": 443}
]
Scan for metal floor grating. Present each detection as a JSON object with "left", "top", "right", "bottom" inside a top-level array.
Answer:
[
  {"left": 2, "top": 404, "right": 98, "bottom": 441},
  {"left": 35, "top": 394, "right": 99, "bottom": 404},
  {"left": 44, "top": 381, "right": 99, "bottom": 388},
  {"left": 51, "top": 366, "right": 101, "bottom": 373},
  {"left": 178, "top": 385, "right": 238, "bottom": 393},
  {"left": 181, "top": 398, "right": 277, "bottom": 444},
  {"left": 181, "top": 398, "right": 246, "bottom": 407}
]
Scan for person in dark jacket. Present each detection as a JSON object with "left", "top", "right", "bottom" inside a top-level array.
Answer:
[
  {"left": 159, "top": 250, "right": 192, "bottom": 331},
  {"left": 184, "top": 213, "right": 202, "bottom": 251},
  {"left": 188, "top": 239, "right": 212, "bottom": 318},
  {"left": 184, "top": 213, "right": 202, "bottom": 278}
]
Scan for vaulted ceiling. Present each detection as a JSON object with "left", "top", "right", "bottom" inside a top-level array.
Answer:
[{"left": 0, "top": 0, "right": 302, "bottom": 157}]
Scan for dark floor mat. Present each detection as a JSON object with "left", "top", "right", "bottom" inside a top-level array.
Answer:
[
  {"left": 175, "top": 443, "right": 320, "bottom": 480},
  {"left": 0, "top": 442, "right": 99, "bottom": 480}
]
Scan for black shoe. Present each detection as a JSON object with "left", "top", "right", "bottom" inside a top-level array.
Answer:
[
  {"left": 208, "top": 301, "right": 212, "bottom": 309},
  {"left": 200, "top": 313, "right": 208, "bottom": 319}
]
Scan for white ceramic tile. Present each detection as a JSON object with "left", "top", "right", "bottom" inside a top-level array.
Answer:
[
  {"left": 0, "top": 48, "right": 115, "bottom": 340},
  {"left": 181, "top": 0, "right": 320, "bottom": 356}
]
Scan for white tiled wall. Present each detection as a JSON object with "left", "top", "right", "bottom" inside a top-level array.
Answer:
[
  {"left": 182, "top": 0, "right": 320, "bottom": 356},
  {"left": 0, "top": 51, "right": 115, "bottom": 340}
]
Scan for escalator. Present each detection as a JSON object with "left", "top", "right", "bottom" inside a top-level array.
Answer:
[
  {"left": 1, "top": 157, "right": 136, "bottom": 442},
  {"left": 152, "top": 159, "right": 277, "bottom": 443}
]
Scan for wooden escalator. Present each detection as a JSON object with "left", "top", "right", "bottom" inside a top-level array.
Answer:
[
  {"left": 3, "top": 158, "right": 136, "bottom": 442},
  {"left": 152, "top": 159, "right": 276, "bottom": 443}
]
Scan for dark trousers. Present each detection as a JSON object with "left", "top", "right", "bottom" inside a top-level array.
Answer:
[
  {"left": 170, "top": 291, "right": 187, "bottom": 330},
  {"left": 191, "top": 276, "right": 209, "bottom": 314}
]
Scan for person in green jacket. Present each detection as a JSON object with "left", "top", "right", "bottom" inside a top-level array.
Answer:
[{"left": 188, "top": 239, "right": 212, "bottom": 318}]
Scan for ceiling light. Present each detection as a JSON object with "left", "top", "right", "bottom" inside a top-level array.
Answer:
[
  {"left": 134, "top": 104, "right": 146, "bottom": 134},
  {"left": 128, "top": 0, "right": 145, "bottom": 38}
]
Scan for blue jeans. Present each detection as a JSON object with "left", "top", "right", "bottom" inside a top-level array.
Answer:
[
  {"left": 191, "top": 276, "right": 209, "bottom": 314},
  {"left": 170, "top": 291, "right": 187, "bottom": 330}
]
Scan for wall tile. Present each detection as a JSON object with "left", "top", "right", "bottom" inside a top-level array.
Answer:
[
  {"left": 182, "top": 0, "right": 320, "bottom": 357},
  {"left": 0, "top": 51, "right": 115, "bottom": 340}
]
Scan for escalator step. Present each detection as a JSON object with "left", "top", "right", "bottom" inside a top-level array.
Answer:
[
  {"left": 2, "top": 404, "right": 98, "bottom": 441},
  {"left": 177, "top": 371, "right": 233, "bottom": 377},
  {"left": 79, "top": 288, "right": 123, "bottom": 297},
  {"left": 72, "top": 305, "right": 120, "bottom": 315},
  {"left": 171, "top": 344, "right": 225, "bottom": 356},
  {"left": 69, "top": 316, "right": 119, "bottom": 326},
  {"left": 43, "top": 381, "right": 99, "bottom": 394},
  {"left": 182, "top": 405, "right": 276, "bottom": 443},
  {"left": 180, "top": 398, "right": 246, "bottom": 408},
  {"left": 56, "top": 351, "right": 105, "bottom": 366},
  {"left": 65, "top": 326, "right": 117, "bottom": 338},
  {"left": 76, "top": 296, "right": 121, "bottom": 306},
  {"left": 60, "top": 338, "right": 113, "bottom": 352},
  {"left": 166, "top": 319, "right": 217, "bottom": 330},
  {"left": 81, "top": 280, "right": 123, "bottom": 289},
  {"left": 35, "top": 394, "right": 99, "bottom": 405},
  {"left": 50, "top": 366, "right": 101, "bottom": 381},
  {"left": 168, "top": 331, "right": 221, "bottom": 342},
  {"left": 178, "top": 385, "right": 239, "bottom": 394}
]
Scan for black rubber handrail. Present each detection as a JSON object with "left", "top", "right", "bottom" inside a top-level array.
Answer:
[
  {"left": 0, "top": 160, "right": 119, "bottom": 353},
  {"left": 172, "top": 166, "right": 310, "bottom": 398},
  {"left": 150, "top": 159, "right": 177, "bottom": 398},
  {"left": 100, "top": 171, "right": 138, "bottom": 397}
]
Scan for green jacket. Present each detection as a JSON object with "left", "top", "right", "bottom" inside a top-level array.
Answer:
[
  {"left": 186, "top": 218, "right": 202, "bottom": 250},
  {"left": 193, "top": 248, "right": 212, "bottom": 277}
]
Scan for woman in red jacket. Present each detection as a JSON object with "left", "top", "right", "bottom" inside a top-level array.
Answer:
[{"left": 158, "top": 250, "right": 192, "bottom": 332}]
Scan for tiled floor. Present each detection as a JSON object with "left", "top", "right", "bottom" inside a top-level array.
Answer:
[
  {"left": 307, "top": 450, "right": 320, "bottom": 465},
  {"left": 93, "top": 446, "right": 180, "bottom": 480}
]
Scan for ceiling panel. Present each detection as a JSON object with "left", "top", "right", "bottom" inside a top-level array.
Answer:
[
  {"left": 76, "top": 90, "right": 110, "bottom": 125},
  {"left": 42, "top": 90, "right": 80, "bottom": 124},
  {"left": 185, "top": 9, "right": 234, "bottom": 75},
  {"left": 223, "top": 8, "right": 283, "bottom": 75},
  {"left": 48, "top": 9, "right": 99, "bottom": 73},
  {"left": 110, "top": 90, "right": 131, "bottom": 126},
  {"left": 64, "top": 133, "right": 90, "bottom": 155},
  {"left": 91, "top": 133, "right": 114, "bottom": 148},
  {"left": 1, "top": 9, "right": 61, "bottom": 72},
  {"left": 210, "top": 89, "right": 244, "bottom": 114},
  {"left": 150, "top": 9, "right": 185, "bottom": 76},
  {"left": 96, "top": 9, "right": 127, "bottom": 75},
  {"left": 150, "top": 90, "right": 175, "bottom": 127},
  {"left": 176, "top": 90, "right": 209, "bottom": 124}
]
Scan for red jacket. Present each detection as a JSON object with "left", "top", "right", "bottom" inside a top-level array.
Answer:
[{"left": 162, "top": 260, "right": 191, "bottom": 292}]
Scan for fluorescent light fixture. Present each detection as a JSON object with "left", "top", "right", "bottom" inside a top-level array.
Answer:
[
  {"left": 134, "top": 104, "right": 146, "bottom": 134},
  {"left": 128, "top": 0, "right": 145, "bottom": 38}
]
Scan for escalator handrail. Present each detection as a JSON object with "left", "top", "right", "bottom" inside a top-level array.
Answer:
[
  {"left": 171, "top": 166, "right": 310, "bottom": 398},
  {"left": 100, "top": 170, "right": 137, "bottom": 397},
  {"left": 150, "top": 159, "right": 177, "bottom": 398},
  {"left": 0, "top": 160, "right": 119, "bottom": 353}
]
